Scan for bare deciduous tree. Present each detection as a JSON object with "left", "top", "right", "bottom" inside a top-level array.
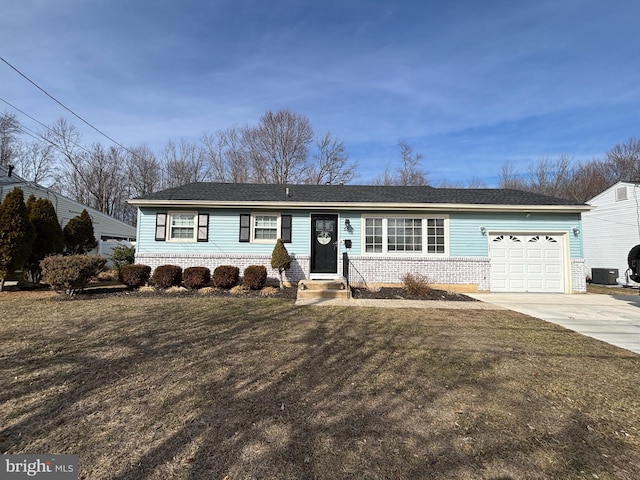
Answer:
[
  {"left": 525, "top": 155, "right": 573, "bottom": 198},
  {"left": 567, "top": 159, "right": 612, "bottom": 203},
  {"left": 605, "top": 137, "right": 640, "bottom": 183},
  {"left": 0, "top": 112, "right": 21, "bottom": 166},
  {"left": 372, "top": 140, "right": 427, "bottom": 186},
  {"left": 201, "top": 127, "right": 250, "bottom": 183},
  {"left": 126, "top": 145, "right": 162, "bottom": 197},
  {"left": 242, "top": 109, "right": 313, "bottom": 184},
  {"left": 306, "top": 133, "right": 358, "bottom": 185},
  {"left": 15, "top": 140, "right": 56, "bottom": 185},
  {"left": 497, "top": 160, "right": 526, "bottom": 190},
  {"left": 498, "top": 156, "right": 574, "bottom": 198},
  {"left": 162, "top": 139, "right": 210, "bottom": 188}
]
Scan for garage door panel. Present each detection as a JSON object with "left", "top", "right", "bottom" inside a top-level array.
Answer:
[
  {"left": 527, "top": 264, "right": 543, "bottom": 275},
  {"left": 509, "top": 250, "right": 524, "bottom": 259},
  {"left": 490, "top": 233, "right": 565, "bottom": 293},
  {"left": 509, "top": 264, "right": 525, "bottom": 274},
  {"left": 526, "top": 249, "right": 543, "bottom": 260},
  {"left": 527, "top": 279, "right": 543, "bottom": 290},
  {"left": 545, "top": 264, "right": 561, "bottom": 274}
]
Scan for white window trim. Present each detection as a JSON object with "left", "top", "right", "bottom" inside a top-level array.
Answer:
[
  {"left": 361, "top": 214, "right": 449, "bottom": 256},
  {"left": 167, "top": 211, "right": 198, "bottom": 242},
  {"left": 250, "top": 212, "right": 281, "bottom": 244}
]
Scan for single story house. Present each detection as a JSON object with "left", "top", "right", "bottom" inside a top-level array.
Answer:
[
  {"left": 129, "top": 182, "right": 589, "bottom": 293},
  {"left": 0, "top": 164, "right": 136, "bottom": 258},
  {"left": 582, "top": 181, "right": 640, "bottom": 285}
]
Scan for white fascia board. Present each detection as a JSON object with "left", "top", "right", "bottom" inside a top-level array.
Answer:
[{"left": 128, "top": 199, "right": 591, "bottom": 213}]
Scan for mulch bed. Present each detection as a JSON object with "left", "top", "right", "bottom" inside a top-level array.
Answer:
[
  {"left": 75, "top": 285, "right": 476, "bottom": 301},
  {"left": 3, "top": 281, "right": 477, "bottom": 302},
  {"left": 351, "top": 286, "right": 477, "bottom": 301}
]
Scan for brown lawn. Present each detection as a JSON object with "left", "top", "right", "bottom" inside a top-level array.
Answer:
[{"left": 1, "top": 290, "right": 639, "bottom": 479}]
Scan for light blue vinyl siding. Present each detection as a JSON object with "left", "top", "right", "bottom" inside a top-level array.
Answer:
[
  {"left": 449, "top": 212, "right": 583, "bottom": 257},
  {"left": 137, "top": 208, "right": 583, "bottom": 258},
  {"left": 137, "top": 208, "right": 310, "bottom": 256}
]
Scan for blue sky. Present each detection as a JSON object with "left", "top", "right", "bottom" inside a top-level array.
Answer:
[{"left": 2, "top": 0, "right": 639, "bottom": 186}]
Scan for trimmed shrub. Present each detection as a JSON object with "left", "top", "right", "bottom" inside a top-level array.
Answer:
[
  {"left": 213, "top": 265, "right": 239, "bottom": 289},
  {"left": 401, "top": 273, "right": 432, "bottom": 296},
  {"left": 119, "top": 264, "right": 151, "bottom": 289},
  {"left": 243, "top": 265, "right": 267, "bottom": 290},
  {"left": 152, "top": 264, "right": 183, "bottom": 289},
  {"left": 271, "top": 238, "right": 291, "bottom": 288},
  {"left": 40, "top": 255, "right": 107, "bottom": 297},
  {"left": 183, "top": 266, "right": 211, "bottom": 290}
]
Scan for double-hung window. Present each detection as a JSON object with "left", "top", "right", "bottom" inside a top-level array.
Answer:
[
  {"left": 239, "top": 213, "right": 292, "bottom": 243},
  {"left": 156, "top": 212, "right": 209, "bottom": 242},
  {"left": 170, "top": 213, "right": 196, "bottom": 240},
  {"left": 253, "top": 214, "right": 278, "bottom": 240},
  {"left": 364, "top": 215, "right": 447, "bottom": 254}
]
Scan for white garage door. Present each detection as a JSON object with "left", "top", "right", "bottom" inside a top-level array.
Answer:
[{"left": 489, "top": 234, "right": 565, "bottom": 293}]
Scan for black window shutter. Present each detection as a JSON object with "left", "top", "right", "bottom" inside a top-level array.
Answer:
[
  {"left": 239, "top": 214, "right": 250, "bottom": 242},
  {"left": 197, "top": 213, "right": 209, "bottom": 242},
  {"left": 155, "top": 213, "right": 167, "bottom": 241},
  {"left": 281, "top": 214, "right": 292, "bottom": 243}
]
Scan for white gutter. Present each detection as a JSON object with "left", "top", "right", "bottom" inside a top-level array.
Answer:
[{"left": 128, "top": 199, "right": 592, "bottom": 213}]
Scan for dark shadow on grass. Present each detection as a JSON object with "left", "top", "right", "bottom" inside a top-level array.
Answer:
[{"left": 1, "top": 297, "right": 639, "bottom": 479}]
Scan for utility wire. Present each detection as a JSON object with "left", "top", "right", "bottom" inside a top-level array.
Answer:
[
  {"left": 0, "top": 55, "right": 143, "bottom": 160},
  {"left": 0, "top": 96, "right": 95, "bottom": 157}
]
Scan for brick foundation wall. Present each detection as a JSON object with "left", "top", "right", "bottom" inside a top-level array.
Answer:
[
  {"left": 135, "top": 252, "right": 583, "bottom": 292},
  {"left": 346, "top": 255, "right": 491, "bottom": 291},
  {"left": 136, "top": 252, "right": 490, "bottom": 290}
]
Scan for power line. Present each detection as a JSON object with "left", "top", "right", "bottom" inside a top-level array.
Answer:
[
  {"left": 0, "top": 96, "right": 95, "bottom": 157},
  {"left": 0, "top": 55, "right": 143, "bottom": 160}
]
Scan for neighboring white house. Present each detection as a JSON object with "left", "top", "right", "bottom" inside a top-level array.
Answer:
[
  {"left": 0, "top": 164, "right": 136, "bottom": 258},
  {"left": 582, "top": 181, "right": 640, "bottom": 285}
]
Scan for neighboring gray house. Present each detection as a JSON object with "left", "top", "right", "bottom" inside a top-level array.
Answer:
[
  {"left": 129, "top": 182, "right": 590, "bottom": 293},
  {"left": 582, "top": 181, "right": 640, "bottom": 285},
  {"left": 0, "top": 164, "right": 136, "bottom": 256}
]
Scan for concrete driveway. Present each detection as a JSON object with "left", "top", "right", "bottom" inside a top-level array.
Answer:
[{"left": 468, "top": 293, "right": 640, "bottom": 355}]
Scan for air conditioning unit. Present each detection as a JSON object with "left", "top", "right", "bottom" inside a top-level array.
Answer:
[{"left": 591, "top": 268, "right": 618, "bottom": 285}]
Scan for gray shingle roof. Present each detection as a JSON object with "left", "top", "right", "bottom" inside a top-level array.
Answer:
[{"left": 133, "top": 182, "right": 584, "bottom": 206}]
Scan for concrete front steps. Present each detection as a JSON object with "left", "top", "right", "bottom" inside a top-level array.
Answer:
[{"left": 297, "top": 278, "right": 351, "bottom": 300}]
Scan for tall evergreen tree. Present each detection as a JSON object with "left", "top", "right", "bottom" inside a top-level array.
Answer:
[
  {"left": 0, "top": 188, "right": 34, "bottom": 290},
  {"left": 25, "top": 195, "right": 64, "bottom": 283},
  {"left": 63, "top": 209, "right": 98, "bottom": 254}
]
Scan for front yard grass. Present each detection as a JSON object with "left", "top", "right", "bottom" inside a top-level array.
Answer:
[{"left": 1, "top": 292, "right": 639, "bottom": 479}]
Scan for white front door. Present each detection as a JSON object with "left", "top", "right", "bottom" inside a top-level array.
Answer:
[{"left": 489, "top": 234, "right": 565, "bottom": 292}]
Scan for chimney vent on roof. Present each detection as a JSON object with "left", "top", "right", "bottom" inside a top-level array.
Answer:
[
  {"left": 286, "top": 187, "right": 290, "bottom": 197},
  {"left": 7, "top": 165, "right": 14, "bottom": 177}
]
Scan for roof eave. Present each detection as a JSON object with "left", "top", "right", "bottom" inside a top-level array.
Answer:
[{"left": 128, "top": 199, "right": 591, "bottom": 213}]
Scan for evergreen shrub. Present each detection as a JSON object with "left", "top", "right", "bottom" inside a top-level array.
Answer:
[
  {"left": 243, "top": 265, "right": 267, "bottom": 290},
  {"left": 40, "top": 255, "right": 107, "bottom": 297},
  {"left": 212, "top": 265, "right": 239, "bottom": 289},
  {"left": 183, "top": 266, "right": 211, "bottom": 289},
  {"left": 152, "top": 264, "right": 183, "bottom": 289},
  {"left": 119, "top": 264, "right": 151, "bottom": 289}
]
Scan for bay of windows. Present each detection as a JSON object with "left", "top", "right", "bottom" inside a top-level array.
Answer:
[{"left": 364, "top": 216, "right": 446, "bottom": 254}]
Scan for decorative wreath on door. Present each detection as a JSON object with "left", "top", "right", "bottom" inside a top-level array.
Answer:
[{"left": 316, "top": 231, "right": 332, "bottom": 245}]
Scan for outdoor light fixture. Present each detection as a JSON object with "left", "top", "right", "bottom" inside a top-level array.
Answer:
[
  {"left": 344, "top": 219, "right": 351, "bottom": 229},
  {"left": 479, "top": 226, "right": 486, "bottom": 235},
  {"left": 572, "top": 227, "right": 580, "bottom": 236}
]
